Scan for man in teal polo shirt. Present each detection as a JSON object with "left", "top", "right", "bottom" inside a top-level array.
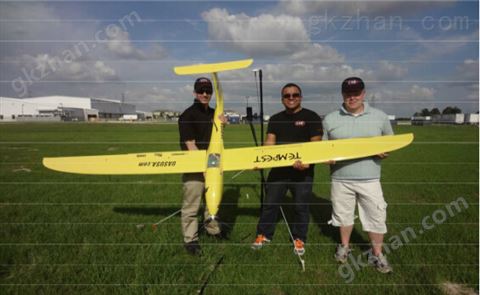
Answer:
[{"left": 323, "top": 77, "right": 393, "bottom": 273}]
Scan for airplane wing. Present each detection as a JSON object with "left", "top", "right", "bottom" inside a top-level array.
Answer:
[
  {"left": 173, "top": 59, "right": 253, "bottom": 75},
  {"left": 222, "top": 133, "right": 414, "bottom": 171},
  {"left": 43, "top": 150, "right": 207, "bottom": 175},
  {"left": 43, "top": 133, "right": 413, "bottom": 175}
]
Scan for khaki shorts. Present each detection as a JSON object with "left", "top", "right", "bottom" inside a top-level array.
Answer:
[{"left": 330, "top": 180, "right": 387, "bottom": 234}]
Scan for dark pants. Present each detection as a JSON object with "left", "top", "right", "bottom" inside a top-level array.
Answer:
[{"left": 256, "top": 176, "right": 313, "bottom": 242}]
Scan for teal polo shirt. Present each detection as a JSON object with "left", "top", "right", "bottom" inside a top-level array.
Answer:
[{"left": 323, "top": 103, "right": 393, "bottom": 180}]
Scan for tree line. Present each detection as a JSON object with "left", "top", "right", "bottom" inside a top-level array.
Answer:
[{"left": 413, "top": 106, "right": 462, "bottom": 117}]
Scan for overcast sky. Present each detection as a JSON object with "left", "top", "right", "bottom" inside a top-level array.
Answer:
[{"left": 0, "top": 0, "right": 478, "bottom": 116}]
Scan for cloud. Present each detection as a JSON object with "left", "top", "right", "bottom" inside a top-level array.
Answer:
[
  {"left": 202, "top": 8, "right": 308, "bottom": 56},
  {"left": 1, "top": 3, "right": 166, "bottom": 61},
  {"left": 104, "top": 25, "right": 168, "bottom": 60},
  {"left": 452, "top": 59, "right": 479, "bottom": 100},
  {"left": 376, "top": 60, "right": 408, "bottom": 79},
  {"left": 1, "top": 3, "right": 170, "bottom": 100},
  {"left": 258, "top": 63, "right": 372, "bottom": 86},
  {"left": 288, "top": 43, "right": 344, "bottom": 64},
  {"left": 278, "top": 0, "right": 456, "bottom": 16},
  {"left": 419, "top": 35, "right": 475, "bottom": 60},
  {"left": 370, "top": 84, "right": 435, "bottom": 100},
  {"left": 122, "top": 84, "right": 196, "bottom": 111},
  {"left": 0, "top": 3, "right": 65, "bottom": 41},
  {"left": 18, "top": 54, "right": 119, "bottom": 81},
  {"left": 0, "top": 2, "right": 99, "bottom": 58},
  {"left": 93, "top": 61, "right": 117, "bottom": 79},
  {"left": 201, "top": 8, "right": 343, "bottom": 62},
  {"left": 409, "top": 84, "right": 435, "bottom": 99},
  {"left": 455, "top": 59, "right": 479, "bottom": 81}
]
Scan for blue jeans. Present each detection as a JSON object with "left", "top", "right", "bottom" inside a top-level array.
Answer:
[{"left": 256, "top": 176, "right": 313, "bottom": 242}]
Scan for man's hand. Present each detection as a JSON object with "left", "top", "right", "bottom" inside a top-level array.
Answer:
[
  {"left": 324, "top": 160, "right": 336, "bottom": 165},
  {"left": 185, "top": 140, "right": 198, "bottom": 151},
  {"left": 218, "top": 114, "right": 228, "bottom": 124},
  {"left": 377, "top": 153, "right": 389, "bottom": 159},
  {"left": 293, "top": 160, "right": 309, "bottom": 171}
]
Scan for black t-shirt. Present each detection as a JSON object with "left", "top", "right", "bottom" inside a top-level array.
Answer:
[
  {"left": 178, "top": 100, "right": 214, "bottom": 150},
  {"left": 267, "top": 108, "right": 323, "bottom": 180}
]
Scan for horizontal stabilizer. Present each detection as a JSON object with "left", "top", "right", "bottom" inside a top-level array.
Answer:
[
  {"left": 223, "top": 133, "right": 414, "bottom": 171},
  {"left": 173, "top": 59, "right": 253, "bottom": 75}
]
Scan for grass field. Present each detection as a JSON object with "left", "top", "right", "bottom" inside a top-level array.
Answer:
[{"left": 0, "top": 123, "right": 478, "bottom": 294}]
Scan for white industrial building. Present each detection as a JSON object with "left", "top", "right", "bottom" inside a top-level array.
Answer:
[
  {"left": 432, "top": 114, "right": 465, "bottom": 124},
  {"left": 465, "top": 113, "right": 479, "bottom": 124},
  {"left": 432, "top": 114, "right": 479, "bottom": 125},
  {"left": 0, "top": 96, "right": 136, "bottom": 122},
  {"left": 136, "top": 111, "right": 153, "bottom": 120},
  {"left": 412, "top": 114, "right": 479, "bottom": 125},
  {"left": 0, "top": 97, "right": 47, "bottom": 121}
]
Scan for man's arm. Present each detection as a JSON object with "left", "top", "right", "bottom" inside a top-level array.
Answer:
[{"left": 178, "top": 111, "right": 197, "bottom": 150}]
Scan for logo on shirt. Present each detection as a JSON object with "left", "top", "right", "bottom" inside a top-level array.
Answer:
[{"left": 294, "top": 120, "right": 306, "bottom": 127}]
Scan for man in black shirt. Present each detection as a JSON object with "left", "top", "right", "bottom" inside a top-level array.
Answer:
[
  {"left": 251, "top": 83, "right": 323, "bottom": 256},
  {"left": 178, "top": 77, "right": 222, "bottom": 256}
]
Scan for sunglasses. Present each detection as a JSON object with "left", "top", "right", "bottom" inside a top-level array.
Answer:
[
  {"left": 196, "top": 87, "right": 213, "bottom": 95},
  {"left": 282, "top": 93, "right": 301, "bottom": 99}
]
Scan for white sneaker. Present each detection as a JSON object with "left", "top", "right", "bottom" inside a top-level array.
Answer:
[
  {"left": 368, "top": 251, "right": 393, "bottom": 273},
  {"left": 334, "top": 244, "right": 352, "bottom": 264}
]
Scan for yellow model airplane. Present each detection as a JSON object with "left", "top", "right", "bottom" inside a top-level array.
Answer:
[{"left": 43, "top": 59, "right": 414, "bottom": 220}]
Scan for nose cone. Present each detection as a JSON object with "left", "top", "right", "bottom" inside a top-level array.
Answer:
[
  {"left": 206, "top": 215, "right": 216, "bottom": 223},
  {"left": 204, "top": 181, "right": 222, "bottom": 218}
]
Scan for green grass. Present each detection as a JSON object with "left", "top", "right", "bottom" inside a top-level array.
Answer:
[{"left": 0, "top": 123, "right": 478, "bottom": 294}]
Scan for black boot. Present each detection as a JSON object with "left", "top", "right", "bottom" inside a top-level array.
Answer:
[{"left": 184, "top": 241, "right": 202, "bottom": 256}]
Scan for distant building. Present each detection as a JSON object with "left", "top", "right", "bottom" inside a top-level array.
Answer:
[
  {"left": 430, "top": 114, "right": 478, "bottom": 125},
  {"left": 225, "top": 110, "right": 240, "bottom": 124},
  {"left": 120, "top": 114, "right": 138, "bottom": 121},
  {"left": 91, "top": 98, "right": 135, "bottom": 119},
  {"left": 388, "top": 115, "right": 397, "bottom": 126},
  {"left": 432, "top": 114, "right": 465, "bottom": 124},
  {"left": 153, "top": 110, "right": 180, "bottom": 121},
  {"left": 464, "top": 114, "right": 479, "bottom": 125},
  {"left": 411, "top": 116, "right": 432, "bottom": 126},
  {"left": 411, "top": 113, "right": 478, "bottom": 126},
  {"left": 0, "top": 97, "right": 55, "bottom": 121},
  {"left": 136, "top": 111, "right": 153, "bottom": 120},
  {"left": 0, "top": 96, "right": 136, "bottom": 122},
  {"left": 62, "top": 108, "right": 99, "bottom": 122}
]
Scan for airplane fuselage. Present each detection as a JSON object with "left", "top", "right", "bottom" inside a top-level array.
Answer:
[{"left": 204, "top": 73, "right": 224, "bottom": 219}]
